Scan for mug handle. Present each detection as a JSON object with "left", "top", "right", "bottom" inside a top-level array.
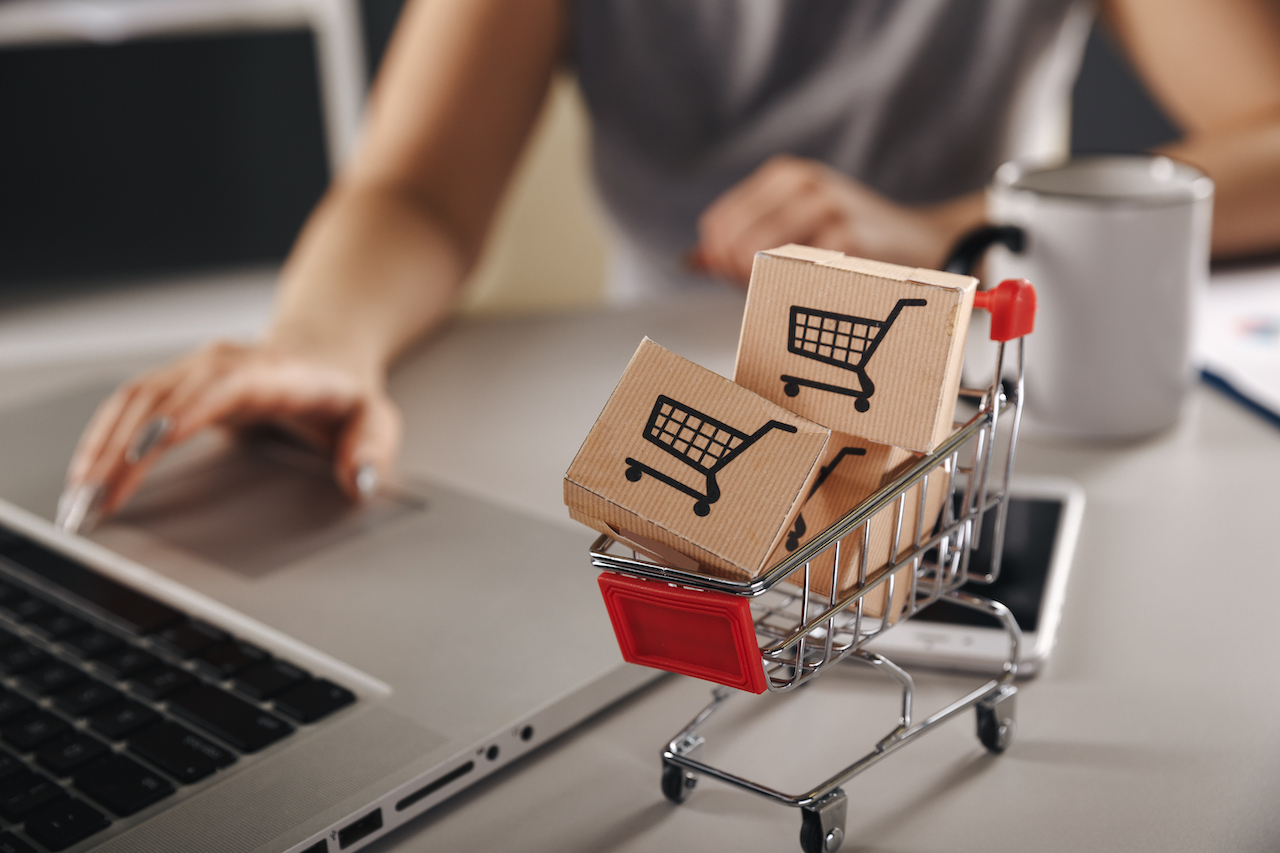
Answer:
[
  {"left": 944, "top": 224, "right": 1025, "bottom": 277},
  {"left": 945, "top": 224, "right": 1036, "bottom": 341}
]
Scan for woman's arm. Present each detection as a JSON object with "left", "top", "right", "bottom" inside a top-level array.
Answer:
[
  {"left": 1106, "top": 0, "right": 1280, "bottom": 258},
  {"left": 61, "top": 0, "right": 567, "bottom": 522},
  {"left": 271, "top": 0, "right": 569, "bottom": 378},
  {"left": 692, "top": 0, "right": 1280, "bottom": 287}
]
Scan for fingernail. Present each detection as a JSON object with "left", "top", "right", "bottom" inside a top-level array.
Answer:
[
  {"left": 125, "top": 415, "right": 173, "bottom": 465},
  {"left": 55, "top": 483, "right": 103, "bottom": 534},
  {"left": 355, "top": 463, "right": 379, "bottom": 501}
]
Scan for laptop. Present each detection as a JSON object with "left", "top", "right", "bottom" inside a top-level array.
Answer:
[{"left": 0, "top": 377, "right": 654, "bottom": 853}]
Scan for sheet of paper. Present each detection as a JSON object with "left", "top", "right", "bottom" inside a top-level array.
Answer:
[{"left": 1198, "top": 264, "right": 1280, "bottom": 425}]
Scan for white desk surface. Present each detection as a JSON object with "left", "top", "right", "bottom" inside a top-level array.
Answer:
[{"left": 2, "top": 282, "right": 1280, "bottom": 853}]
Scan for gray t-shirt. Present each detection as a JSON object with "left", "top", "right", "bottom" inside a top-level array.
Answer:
[{"left": 572, "top": 0, "right": 1092, "bottom": 300}]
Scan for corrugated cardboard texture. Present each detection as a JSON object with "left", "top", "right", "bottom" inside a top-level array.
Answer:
[
  {"left": 763, "top": 436, "right": 950, "bottom": 621},
  {"left": 735, "top": 245, "right": 977, "bottom": 452},
  {"left": 565, "top": 338, "right": 830, "bottom": 581}
]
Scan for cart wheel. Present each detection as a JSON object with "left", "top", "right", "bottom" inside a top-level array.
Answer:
[
  {"left": 784, "top": 382, "right": 800, "bottom": 397},
  {"left": 853, "top": 398, "right": 869, "bottom": 413},
  {"left": 799, "top": 810, "right": 844, "bottom": 853},
  {"left": 976, "top": 700, "right": 1016, "bottom": 753},
  {"left": 693, "top": 501, "right": 710, "bottom": 517},
  {"left": 661, "top": 761, "right": 696, "bottom": 804},
  {"left": 799, "top": 790, "right": 847, "bottom": 853},
  {"left": 625, "top": 465, "right": 643, "bottom": 482}
]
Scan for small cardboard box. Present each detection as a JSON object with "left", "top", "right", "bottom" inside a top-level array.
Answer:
[
  {"left": 734, "top": 245, "right": 977, "bottom": 453},
  {"left": 763, "top": 434, "right": 951, "bottom": 621},
  {"left": 565, "top": 338, "right": 831, "bottom": 583}
]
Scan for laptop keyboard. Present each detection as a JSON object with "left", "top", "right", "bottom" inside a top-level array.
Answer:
[{"left": 0, "top": 528, "right": 355, "bottom": 851}]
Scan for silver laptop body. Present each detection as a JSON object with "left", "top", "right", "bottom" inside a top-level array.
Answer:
[{"left": 0, "top": 379, "right": 654, "bottom": 853}]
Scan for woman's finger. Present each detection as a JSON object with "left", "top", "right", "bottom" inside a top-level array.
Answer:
[
  {"left": 82, "top": 347, "right": 242, "bottom": 517},
  {"left": 333, "top": 390, "right": 403, "bottom": 501},
  {"left": 718, "top": 185, "right": 842, "bottom": 283},
  {"left": 68, "top": 371, "right": 190, "bottom": 518},
  {"left": 166, "top": 362, "right": 362, "bottom": 450},
  {"left": 696, "top": 156, "right": 820, "bottom": 281}
]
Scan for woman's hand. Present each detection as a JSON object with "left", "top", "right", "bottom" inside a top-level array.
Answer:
[
  {"left": 57, "top": 341, "right": 402, "bottom": 532},
  {"left": 692, "top": 155, "right": 983, "bottom": 286}
]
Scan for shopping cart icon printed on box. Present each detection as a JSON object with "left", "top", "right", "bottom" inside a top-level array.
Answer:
[
  {"left": 781, "top": 299, "right": 927, "bottom": 412},
  {"left": 625, "top": 395, "right": 798, "bottom": 518},
  {"left": 784, "top": 445, "right": 868, "bottom": 552}
]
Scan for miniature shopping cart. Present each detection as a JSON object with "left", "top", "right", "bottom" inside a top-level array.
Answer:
[
  {"left": 624, "top": 395, "right": 798, "bottom": 517},
  {"left": 781, "top": 298, "right": 927, "bottom": 412},
  {"left": 592, "top": 278, "right": 1036, "bottom": 853}
]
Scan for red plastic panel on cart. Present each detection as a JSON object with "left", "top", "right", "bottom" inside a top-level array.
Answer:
[{"left": 598, "top": 573, "right": 767, "bottom": 694}]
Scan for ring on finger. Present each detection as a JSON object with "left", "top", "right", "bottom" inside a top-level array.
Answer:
[{"left": 125, "top": 415, "right": 174, "bottom": 465}]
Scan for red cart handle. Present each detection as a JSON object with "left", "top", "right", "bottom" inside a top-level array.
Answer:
[{"left": 973, "top": 278, "right": 1036, "bottom": 342}]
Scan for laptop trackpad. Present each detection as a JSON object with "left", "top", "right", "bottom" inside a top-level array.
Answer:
[{"left": 109, "top": 432, "right": 423, "bottom": 578}]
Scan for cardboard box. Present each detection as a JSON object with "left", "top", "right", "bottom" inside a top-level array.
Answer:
[
  {"left": 734, "top": 245, "right": 977, "bottom": 453},
  {"left": 762, "top": 434, "right": 951, "bottom": 621},
  {"left": 565, "top": 338, "right": 831, "bottom": 583}
]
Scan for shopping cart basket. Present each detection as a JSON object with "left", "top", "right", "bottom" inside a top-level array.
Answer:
[
  {"left": 624, "top": 395, "right": 798, "bottom": 517},
  {"left": 781, "top": 298, "right": 927, "bottom": 412},
  {"left": 592, "top": 278, "right": 1036, "bottom": 853}
]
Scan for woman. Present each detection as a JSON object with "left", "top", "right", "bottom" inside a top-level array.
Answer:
[{"left": 57, "top": 0, "right": 1280, "bottom": 531}]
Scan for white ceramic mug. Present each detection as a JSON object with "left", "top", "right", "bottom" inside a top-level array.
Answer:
[{"left": 958, "top": 155, "right": 1214, "bottom": 440}]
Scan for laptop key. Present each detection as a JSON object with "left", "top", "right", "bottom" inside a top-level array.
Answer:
[
  {"left": 0, "top": 596, "right": 53, "bottom": 624},
  {"left": 93, "top": 647, "right": 161, "bottom": 680},
  {"left": 75, "top": 754, "right": 174, "bottom": 816},
  {"left": 87, "top": 701, "right": 159, "bottom": 741},
  {"left": 129, "top": 722, "right": 235, "bottom": 784},
  {"left": 3, "top": 712, "right": 72, "bottom": 753},
  {"left": 29, "top": 612, "right": 89, "bottom": 642},
  {"left": 36, "top": 734, "right": 110, "bottom": 777},
  {"left": 52, "top": 680, "right": 121, "bottom": 718},
  {"left": 151, "top": 621, "right": 226, "bottom": 659},
  {"left": 0, "top": 830, "right": 36, "bottom": 853},
  {"left": 0, "top": 628, "right": 19, "bottom": 651},
  {"left": 195, "top": 642, "right": 268, "bottom": 679},
  {"left": 0, "top": 750, "right": 25, "bottom": 781},
  {"left": 17, "top": 662, "right": 85, "bottom": 696},
  {"left": 23, "top": 798, "right": 110, "bottom": 851},
  {"left": 128, "top": 666, "right": 194, "bottom": 701},
  {"left": 168, "top": 684, "right": 294, "bottom": 753},
  {"left": 0, "top": 690, "right": 35, "bottom": 725},
  {"left": 273, "top": 679, "right": 356, "bottom": 724},
  {"left": 233, "top": 659, "right": 309, "bottom": 700},
  {"left": 61, "top": 629, "right": 123, "bottom": 660},
  {"left": 0, "top": 770, "right": 67, "bottom": 821},
  {"left": 0, "top": 643, "right": 51, "bottom": 676}
]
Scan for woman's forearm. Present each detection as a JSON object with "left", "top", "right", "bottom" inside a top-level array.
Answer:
[
  {"left": 267, "top": 0, "right": 567, "bottom": 383},
  {"left": 1163, "top": 116, "right": 1280, "bottom": 259},
  {"left": 1103, "top": 0, "right": 1280, "bottom": 259},
  {"left": 266, "top": 180, "right": 471, "bottom": 384}
]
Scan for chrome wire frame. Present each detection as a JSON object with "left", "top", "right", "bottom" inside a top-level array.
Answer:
[
  {"left": 660, "top": 592, "right": 1021, "bottom": 811},
  {"left": 591, "top": 337, "right": 1026, "bottom": 693},
  {"left": 590, "top": 338, "right": 1029, "bottom": 816}
]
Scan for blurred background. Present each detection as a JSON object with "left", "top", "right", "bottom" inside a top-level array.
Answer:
[{"left": 0, "top": 0, "right": 1181, "bottom": 320}]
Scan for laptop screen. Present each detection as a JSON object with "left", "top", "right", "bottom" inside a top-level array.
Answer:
[{"left": 0, "top": 29, "right": 331, "bottom": 288}]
